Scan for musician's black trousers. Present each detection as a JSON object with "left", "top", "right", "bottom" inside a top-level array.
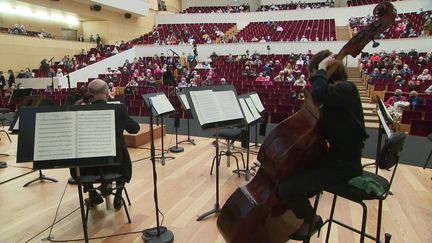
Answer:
[{"left": 277, "top": 162, "right": 360, "bottom": 220}]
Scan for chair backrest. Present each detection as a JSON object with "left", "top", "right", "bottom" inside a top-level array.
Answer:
[{"left": 376, "top": 132, "right": 407, "bottom": 170}]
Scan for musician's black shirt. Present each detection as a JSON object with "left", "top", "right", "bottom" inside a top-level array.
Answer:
[{"left": 310, "top": 69, "right": 367, "bottom": 175}]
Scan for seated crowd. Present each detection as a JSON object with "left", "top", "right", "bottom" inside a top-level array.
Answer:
[
  {"left": 347, "top": 0, "right": 404, "bottom": 7},
  {"left": 257, "top": 1, "right": 334, "bottom": 11},
  {"left": 180, "top": 4, "right": 250, "bottom": 14},
  {"left": 349, "top": 10, "right": 432, "bottom": 38},
  {"left": 361, "top": 49, "right": 432, "bottom": 135},
  {"left": 1, "top": 24, "right": 53, "bottom": 39}
]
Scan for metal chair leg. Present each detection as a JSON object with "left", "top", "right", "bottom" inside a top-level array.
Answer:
[
  {"left": 376, "top": 200, "right": 383, "bottom": 243},
  {"left": 210, "top": 154, "right": 218, "bottom": 175},
  {"left": 122, "top": 197, "right": 132, "bottom": 223},
  {"left": 423, "top": 149, "right": 432, "bottom": 169},
  {"left": 359, "top": 202, "right": 368, "bottom": 243},
  {"left": 325, "top": 195, "right": 337, "bottom": 243},
  {"left": 123, "top": 187, "right": 131, "bottom": 206}
]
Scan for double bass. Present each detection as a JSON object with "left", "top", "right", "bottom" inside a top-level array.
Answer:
[{"left": 217, "top": 3, "right": 397, "bottom": 242}]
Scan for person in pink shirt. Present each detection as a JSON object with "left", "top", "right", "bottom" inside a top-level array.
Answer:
[
  {"left": 255, "top": 72, "right": 266, "bottom": 82},
  {"left": 385, "top": 89, "right": 407, "bottom": 107}
]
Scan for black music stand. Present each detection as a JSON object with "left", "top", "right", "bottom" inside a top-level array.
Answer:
[
  {"left": 184, "top": 85, "right": 245, "bottom": 221},
  {"left": 177, "top": 92, "right": 196, "bottom": 145},
  {"left": 248, "top": 92, "right": 265, "bottom": 148},
  {"left": 143, "top": 93, "right": 176, "bottom": 166},
  {"left": 142, "top": 100, "right": 174, "bottom": 243},
  {"left": 233, "top": 94, "right": 263, "bottom": 181},
  {"left": 17, "top": 105, "right": 118, "bottom": 243}
]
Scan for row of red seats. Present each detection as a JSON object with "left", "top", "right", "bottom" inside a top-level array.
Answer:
[
  {"left": 132, "top": 23, "right": 235, "bottom": 45},
  {"left": 347, "top": 0, "right": 401, "bottom": 7},
  {"left": 400, "top": 109, "right": 432, "bottom": 136},
  {"left": 235, "top": 19, "right": 336, "bottom": 42}
]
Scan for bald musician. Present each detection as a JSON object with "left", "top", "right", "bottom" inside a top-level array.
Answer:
[{"left": 71, "top": 79, "right": 140, "bottom": 209}]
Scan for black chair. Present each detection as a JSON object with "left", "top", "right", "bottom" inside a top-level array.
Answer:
[
  {"left": 210, "top": 128, "right": 246, "bottom": 177},
  {"left": 79, "top": 173, "right": 132, "bottom": 224},
  {"left": 0, "top": 108, "right": 11, "bottom": 143},
  {"left": 317, "top": 132, "right": 407, "bottom": 243},
  {"left": 422, "top": 134, "right": 432, "bottom": 169}
]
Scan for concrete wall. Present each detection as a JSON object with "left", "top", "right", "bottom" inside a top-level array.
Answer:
[{"left": 0, "top": 33, "right": 95, "bottom": 73}]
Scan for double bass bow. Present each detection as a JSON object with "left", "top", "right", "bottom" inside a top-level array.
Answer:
[{"left": 217, "top": 3, "right": 397, "bottom": 243}]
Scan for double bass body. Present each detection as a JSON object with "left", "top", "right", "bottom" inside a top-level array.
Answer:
[{"left": 217, "top": 99, "right": 327, "bottom": 243}]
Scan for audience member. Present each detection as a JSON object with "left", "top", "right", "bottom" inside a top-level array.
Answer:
[
  {"left": 417, "top": 69, "right": 431, "bottom": 82},
  {"left": 408, "top": 91, "right": 424, "bottom": 109},
  {"left": 0, "top": 71, "right": 5, "bottom": 90},
  {"left": 7, "top": 70, "right": 15, "bottom": 87},
  {"left": 385, "top": 89, "right": 407, "bottom": 107}
]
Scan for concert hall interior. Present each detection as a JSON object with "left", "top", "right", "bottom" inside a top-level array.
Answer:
[{"left": 0, "top": 0, "right": 432, "bottom": 243}]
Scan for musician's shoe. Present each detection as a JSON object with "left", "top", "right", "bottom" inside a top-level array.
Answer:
[
  {"left": 289, "top": 215, "right": 323, "bottom": 241},
  {"left": 113, "top": 189, "right": 123, "bottom": 210},
  {"left": 88, "top": 191, "right": 103, "bottom": 207}
]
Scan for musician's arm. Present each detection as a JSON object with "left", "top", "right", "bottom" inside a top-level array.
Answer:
[
  {"left": 121, "top": 105, "right": 140, "bottom": 134},
  {"left": 310, "top": 69, "right": 351, "bottom": 106}
]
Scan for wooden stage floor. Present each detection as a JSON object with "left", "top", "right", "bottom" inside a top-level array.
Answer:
[{"left": 0, "top": 132, "right": 431, "bottom": 243}]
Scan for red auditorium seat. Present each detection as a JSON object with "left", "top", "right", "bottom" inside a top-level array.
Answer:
[
  {"left": 401, "top": 110, "right": 423, "bottom": 125},
  {"left": 410, "top": 120, "right": 432, "bottom": 136}
]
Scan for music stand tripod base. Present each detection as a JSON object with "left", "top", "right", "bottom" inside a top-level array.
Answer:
[
  {"left": 196, "top": 204, "right": 220, "bottom": 221},
  {"left": 23, "top": 170, "right": 58, "bottom": 187},
  {"left": 143, "top": 227, "right": 174, "bottom": 243},
  {"left": 155, "top": 154, "right": 175, "bottom": 166}
]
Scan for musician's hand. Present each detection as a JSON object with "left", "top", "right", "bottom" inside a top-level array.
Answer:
[{"left": 318, "top": 55, "right": 338, "bottom": 71}]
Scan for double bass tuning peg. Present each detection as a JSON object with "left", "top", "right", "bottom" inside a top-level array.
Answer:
[{"left": 372, "top": 39, "right": 380, "bottom": 48}]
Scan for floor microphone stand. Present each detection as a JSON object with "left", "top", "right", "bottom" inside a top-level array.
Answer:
[
  {"left": 155, "top": 116, "right": 175, "bottom": 166},
  {"left": 143, "top": 101, "right": 174, "bottom": 243},
  {"left": 197, "top": 127, "right": 220, "bottom": 221},
  {"left": 169, "top": 117, "right": 184, "bottom": 153},
  {"left": 178, "top": 112, "right": 196, "bottom": 145}
]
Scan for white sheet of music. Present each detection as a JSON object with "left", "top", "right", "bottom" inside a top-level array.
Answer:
[
  {"left": 14, "top": 117, "right": 20, "bottom": 130},
  {"left": 214, "top": 90, "right": 244, "bottom": 121},
  {"left": 149, "top": 94, "right": 175, "bottom": 115},
  {"left": 245, "top": 97, "right": 261, "bottom": 120},
  {"left": 34, "top": 111, "right": 77, "bottom": 161},
  {"left": 250, "top": 93, "right": 265, "bottom": 112},
  {"left": 76, "top": 110, "right": 116, "bottom": 158},
  {"left": 239, "top": 98, "right": 255, "bottom": 124},
  {"left": 190, "top": 90, "right": 223, "bottom": 125},
  {"left": 179, "top": 93, "right": 190, "bottom": 110}
]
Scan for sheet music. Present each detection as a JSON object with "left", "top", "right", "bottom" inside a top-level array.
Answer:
[
  {"left": 239, "top": 98, "right": 255, "bottom": 124},
  {"left": 107, "top": 100, "right": 122, "bottom": 104},
  {"left": 76, "top": 110, "right": 116, "bottom": 158},
  {"left": 178, "top": 93, "right": 190, "bottom": 110},
  {"left": 190, "top": 90, "right": 224, "bottom": 125},
  {"left": 214, "top": 90, "right": 244, "bottom": 121},
  {"left": 14, "top": 117, "right": 20, "bottom": 130},
  {"left": 250, "top": 93, "right": 265, "bottom": 112},
  {"left": 245, "top": 97, "right": 261, "bottom": 120},
  {"left": 34, "top": 111, "right": 77, "bottom": 161},
  {"left": 149, "top": 94, "right": 175, "bottom": 115}
]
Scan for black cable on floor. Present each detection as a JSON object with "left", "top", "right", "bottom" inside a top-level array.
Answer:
[{"left": 0, "top": 170, "right": 36, "bottom": 185}]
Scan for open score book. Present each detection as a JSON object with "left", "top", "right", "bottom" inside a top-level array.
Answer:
[
  {"left": 188, "top": 89, "right": 244, "bottom": 128},
  {"left": 33, "top": 110, "right": 116, "bottom": 161}
]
